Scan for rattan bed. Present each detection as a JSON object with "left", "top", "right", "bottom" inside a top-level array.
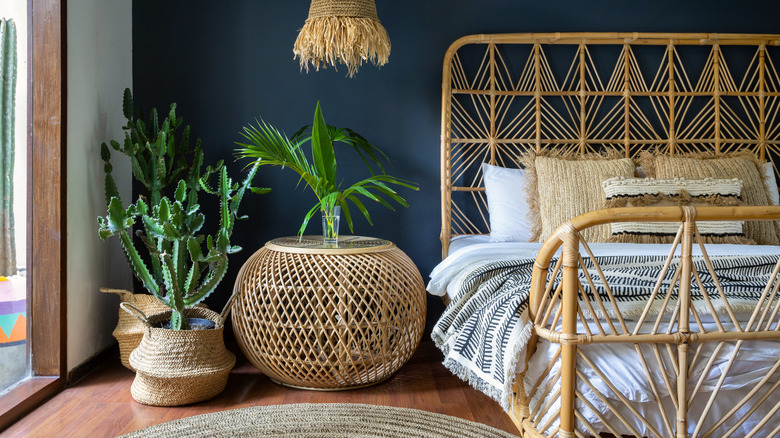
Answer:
[{"left": 439, "top": 33, "right": 780, "bottom": 438}]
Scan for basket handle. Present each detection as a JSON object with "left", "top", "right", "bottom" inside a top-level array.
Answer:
[
  {"left": 217, "top": 260, "right": 250, "bottom": 325},
  {"left": 120, "top": 302, "right": 152, "bottom": 327},
  {"left": 218, "top": 287, "right": 239, "bottom": 326},
  {"left": 100, "top": 287, "right": 135, "bottom": 302}
]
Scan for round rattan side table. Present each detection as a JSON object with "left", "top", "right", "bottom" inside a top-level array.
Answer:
[{"left": 232, "top": 235, "right": 426, "bottom": 390}]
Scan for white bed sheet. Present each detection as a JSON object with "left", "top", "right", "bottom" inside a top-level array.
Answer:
[
  {"left": 430, "top": 238, "right": 780, "bottom": 436},
  {"left": 429, "top": 239, "right": 780, "bottom": 300}
]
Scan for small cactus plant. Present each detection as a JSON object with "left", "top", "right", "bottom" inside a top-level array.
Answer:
[
  {"left": 0, "top": 19, "right": 17, "bottom": 277},
  {"left": 98, "top": 89, "right": 269, "bottom": 330}
]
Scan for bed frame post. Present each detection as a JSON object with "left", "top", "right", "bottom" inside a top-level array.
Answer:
[
  {"left": 558, "top": 223, "right": 580, "bottom": 438},
  {"left": 440, "top": 37, "right": 458, "bottom": 259},
  {"left": 676, "top": 206, "right": 695, "bottom": 437}
]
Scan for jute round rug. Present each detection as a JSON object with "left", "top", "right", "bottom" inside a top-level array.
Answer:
[{"left": 120, "top": 403, "right": 518, "bottom": 437}]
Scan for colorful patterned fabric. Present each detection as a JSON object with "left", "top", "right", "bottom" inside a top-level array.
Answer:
[{"left": 0, "top": 276, "right": 26, "bottom": 346}]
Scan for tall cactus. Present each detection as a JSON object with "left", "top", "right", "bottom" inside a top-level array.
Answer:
[
  {"left": 98, "top": 164, "right": 264, "bottom": 330},
  {"left": 0, "top": 19, "right": 17, "bottom": 277},
  {"left": 98, "top": 89, "right": 270, "bottom": 330}
]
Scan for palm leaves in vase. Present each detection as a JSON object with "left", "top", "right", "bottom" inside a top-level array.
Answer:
[{"left": 235, "top": 102, "right": 417, "bottom": 239}]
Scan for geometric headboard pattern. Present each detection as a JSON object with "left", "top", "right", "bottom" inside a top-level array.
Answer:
[{"left": 440, "top": 32, "right": 780, "bottom": 256}]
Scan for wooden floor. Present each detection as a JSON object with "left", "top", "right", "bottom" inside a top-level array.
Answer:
[{"left": 2, "top": 340, "right": 521, "bottom": 437}]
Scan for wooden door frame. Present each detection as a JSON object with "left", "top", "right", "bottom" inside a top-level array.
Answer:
[{"left": 0, "top": 0, "right": 66, "bottom": 429}]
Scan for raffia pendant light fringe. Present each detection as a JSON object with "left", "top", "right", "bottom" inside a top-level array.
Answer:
[{"left": 293, "top": 0, "right": 390, "bottom": 78}]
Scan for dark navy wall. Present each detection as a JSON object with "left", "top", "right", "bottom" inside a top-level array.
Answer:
[{"left": 133, "top": 0, "right": 780, "bottom": 326}]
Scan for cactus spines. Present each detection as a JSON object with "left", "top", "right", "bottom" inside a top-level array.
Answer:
[
  {"left": 98, "top": 89, "right": 268, "bottom": 330},
  {"left": 101, "top": 88, "right": 201, "bottom": 209},
  {"left": 0, "top": 19, "right": 17, "bottom": 277},
  {"left": 98, "top": 164, "right": 261, "bottom": 330}
]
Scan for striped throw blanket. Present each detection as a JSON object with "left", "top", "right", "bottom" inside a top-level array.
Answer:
[{"left": 431, "top": 254, "right": 779, "bottom": 412}]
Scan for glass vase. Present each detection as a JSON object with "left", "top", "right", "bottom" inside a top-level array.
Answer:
[{"left": 322, "top": 206, "right": 341, "bottom": 246}]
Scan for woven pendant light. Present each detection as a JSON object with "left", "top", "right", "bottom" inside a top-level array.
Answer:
[{"left": 293, "top": 0, "right": 390, "bottom": 78}]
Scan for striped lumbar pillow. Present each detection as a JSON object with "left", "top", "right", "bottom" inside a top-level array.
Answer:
[
  {"left": 602, "top": 176, "right": 753, "bottom": 244},
  {"left": 643, "top": 153, "right": 777, "bottom": 245}
]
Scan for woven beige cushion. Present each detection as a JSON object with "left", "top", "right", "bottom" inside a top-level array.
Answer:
[
  {"left": 646, "top": 154, "right": 778, "bottom": 245},
  {"left": 602, "top": 176, "right": 752, "bottom": 244},
  {"left": 530, "top": 155, "right": 635, "bottom": 243}
]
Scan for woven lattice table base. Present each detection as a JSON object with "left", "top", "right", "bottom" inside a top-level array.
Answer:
[
  {"left": 119, "top": 403, "right": 518, "bottom": 437},
  {"left": 232, "top": 236, "right": 426, "bottom": 390}
]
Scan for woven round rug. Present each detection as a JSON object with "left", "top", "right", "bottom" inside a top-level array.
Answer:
[{"left": 119, "top": 403, "right": 518, "bottom": 437}]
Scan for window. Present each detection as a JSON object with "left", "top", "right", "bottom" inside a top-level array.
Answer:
[
  {"left": 0, "top": 0, "right": 29, "bottom": 397},
  {"left": 0, "top": 0, "right": 65, "bottom": 428}
]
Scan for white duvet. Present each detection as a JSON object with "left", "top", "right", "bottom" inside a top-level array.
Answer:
[{"left": 428, "top": 237, "right": 780, "bottom": 437}]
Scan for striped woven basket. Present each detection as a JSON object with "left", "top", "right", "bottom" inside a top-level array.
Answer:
[{"left": 122, "top": 304, "right": 236, "bottom": 406}]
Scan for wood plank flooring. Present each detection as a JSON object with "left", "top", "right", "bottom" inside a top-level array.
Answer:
[{"left": 2, "top": 340, "right": 521, "bottom": 437}]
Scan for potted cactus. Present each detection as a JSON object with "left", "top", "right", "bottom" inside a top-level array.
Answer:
[
  {"left": 99, "top": 88, "right": 214, "bottom": 368},
  {"left": 97, "top": 89, "right": 268, "bottom": 405},
  {"left": 101, "top": 164, "right": 260, "bottom": 406}
]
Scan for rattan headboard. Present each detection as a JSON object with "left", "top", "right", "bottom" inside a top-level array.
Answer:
[{"left": 440, "top": 32, "right": 780, "bottom": 257}]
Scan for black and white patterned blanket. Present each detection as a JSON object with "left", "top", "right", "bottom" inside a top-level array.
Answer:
[{"left": 431, "top": 254, "right": 780, "bottom": 412}]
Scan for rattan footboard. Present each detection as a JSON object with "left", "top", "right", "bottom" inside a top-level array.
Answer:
[{"left": 516, "top": 205, "right": 780, "bottom": 438}]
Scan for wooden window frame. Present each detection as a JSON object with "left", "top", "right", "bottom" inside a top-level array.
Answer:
[{"left": 0, "top": 0, "right": 66, "bottom": 430}]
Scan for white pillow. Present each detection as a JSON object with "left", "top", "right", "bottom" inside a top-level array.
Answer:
[
  {"left": 762, "top": 162, "right": 779, "bottom": 205},
  {"left": 482, "top": 163, "right": 532, "bottom": 242}
]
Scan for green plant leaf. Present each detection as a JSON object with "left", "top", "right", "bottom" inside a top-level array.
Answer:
[
  {"left": 174, "top": 180, "right": 187, "bottom": 203},
  {"left": 339, "top": 198, "right": 354, "bottom": 233},
  {"left": 151, "top": 107, "right": 159, "bottom": 138},
  {"left": 142, "top": 215, "right": 165, "bottom": 239},
  {"left": 158, "top": 198, "right": 171, "bottom": 223},
  {"left": 188, "top": 213, "right": 205, "bottom": 233},
  {"left": 162, "top": 222, "right": 181, "bottom": 240},
  {"left": 346, "top": 195, "right": 373, "bottom": 225},
  {"left": 105, "top": 197, "right": 129, "bottom": 232},
  {"left": 122, "top": 88, "right": 133, "bottom": 120},
  {"left": 216, "top": 229, "right": 230, "bottom": 252},
  {"left": 170, "top": 201, "right": 183, "bottom": 229},
  {"left": 136, "top": 198, "right": 148, "bottom": 215},
  {"left": 184, "top": 257, "right": 201, "bottom": 296},
  {"left": 100, "top": 142, "right": 111, "bottom": 162},
  {"left": 136, "top": 119, "right": 149, "bottom": 145},
  {"left": 104, "top": 173, "right": 119, "bottom": 208},
  {"left": 335, "top": 126, "right": 388, "bottom": 175},
  {"left": 187, "top": 236, "right": 204, "bottom": 262},
  {"left": 310, "top": 102, "right": 337, "bottom": 186},
  {"left": 181, "top": 256, "right": 228, "bottom": 309},
  {"left": 298, "top": 201, "right": 323, "bottom": 238}
]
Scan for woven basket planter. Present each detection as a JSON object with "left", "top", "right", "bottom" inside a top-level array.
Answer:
[
  {"left": 101, "top": 288, "right": 171, "bottom": 371},
  {"left": 122, "top": 305, "right": 235, "bottom": 406}
]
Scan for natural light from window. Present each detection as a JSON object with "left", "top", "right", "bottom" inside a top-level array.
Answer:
[{"left": 0, "top": 0, "right": 28, "bottom": 395}]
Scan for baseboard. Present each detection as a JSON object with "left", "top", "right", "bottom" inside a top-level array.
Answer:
[{"left": 67, "top": 342, "right": 119, "bottom": 386}]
